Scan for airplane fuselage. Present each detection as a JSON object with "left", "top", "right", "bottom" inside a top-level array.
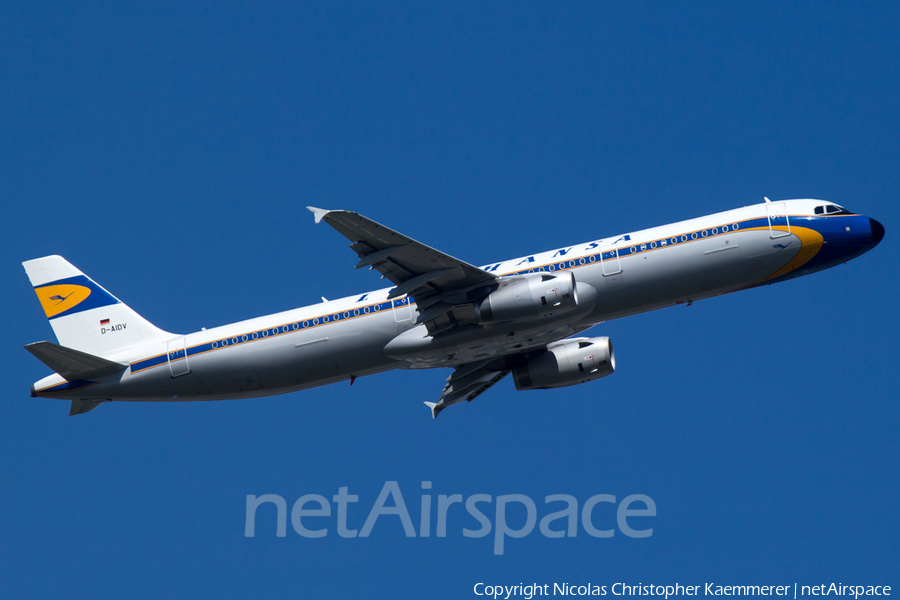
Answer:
[{"left": 29, "top": 199, "right": 883, "bottom": 410}]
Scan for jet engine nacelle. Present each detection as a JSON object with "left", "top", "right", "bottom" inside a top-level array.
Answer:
[
  {"left": 475, "top": 271, "right": 579, "bottom": 323},
  {"left": 512, "top": 336, "right": 615, "bottom": 391}
]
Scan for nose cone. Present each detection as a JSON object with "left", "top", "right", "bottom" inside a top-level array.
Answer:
[{"left": 870, "top": 218, "right": 885, "bottom": 246}]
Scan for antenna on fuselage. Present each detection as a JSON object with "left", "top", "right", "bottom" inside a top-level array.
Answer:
[{"left": 764, "top": 197, "right": 771, "bottom": 203}]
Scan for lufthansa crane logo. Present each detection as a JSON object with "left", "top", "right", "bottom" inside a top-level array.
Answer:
[{"left": 34, "top": 284, "right": 92, "bottom": 318}]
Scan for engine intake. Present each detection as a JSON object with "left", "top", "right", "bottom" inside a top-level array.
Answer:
[
  {"left": 476, "top": 272, "right": 578, "bottom": 323},
  {"left": 512, "top": 336, "right": 615, "bottom": 390}
]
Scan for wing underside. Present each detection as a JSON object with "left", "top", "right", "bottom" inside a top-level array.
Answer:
[
  {"left": 425, "top": 361, "right": 511, "bottom": 419},
  {"left": 307, "top": 207, "right": 498, "bottom": 333}
]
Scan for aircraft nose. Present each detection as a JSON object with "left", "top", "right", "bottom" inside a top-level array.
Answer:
[{"left": 870, "top": 218, "right": 885, "bottom": 246}]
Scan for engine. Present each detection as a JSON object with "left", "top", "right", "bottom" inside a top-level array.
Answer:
[
  {"left": 475, "top": 272, "right": 580, "bottom": 323},
  {"left": 512, "top": 336, "right": 616, "bottom": 390}
]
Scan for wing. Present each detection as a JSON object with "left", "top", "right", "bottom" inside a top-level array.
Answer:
[
  {"left": 424, "top": 360, "right": 510, "bottom": 419},
  {"left": 308, "top": 207, "right": 499, "bottom": 333}
]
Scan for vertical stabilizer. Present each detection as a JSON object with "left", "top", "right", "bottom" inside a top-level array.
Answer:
[{"left": 23, "top": 255, "right": 174, "bottom": 357}]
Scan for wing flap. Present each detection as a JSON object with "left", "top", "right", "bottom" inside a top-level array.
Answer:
[
  {"left": 387, "top": 268, "right": 459, "bottom": 299},
  {"left": 354, "top": 245, "right": 405, "bottom": 270}
]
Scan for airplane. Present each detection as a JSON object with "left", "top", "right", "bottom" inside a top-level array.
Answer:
[{"left": 23, "top": 198, "right": 884, "bottom": 418}]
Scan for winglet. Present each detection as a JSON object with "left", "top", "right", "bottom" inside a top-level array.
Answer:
[
  {"left": 306, "top": 206, "right": 332, "bottom": 224},
  {"left": 423, "top": 401, "right": 443, "bottom": 419}
]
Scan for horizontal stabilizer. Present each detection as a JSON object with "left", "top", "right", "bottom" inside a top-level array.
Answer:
[
  {"left": 24, "top": 341, "right": 127, "bottom": 381},
  {"left": 69, "top": 399, "right": 106, "bottom": 416}
]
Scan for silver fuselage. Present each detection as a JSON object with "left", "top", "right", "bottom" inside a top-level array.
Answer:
[{"left": 31, "top": 199, "right": 882, "bottom": 403}]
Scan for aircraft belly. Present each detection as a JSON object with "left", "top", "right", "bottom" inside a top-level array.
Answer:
[
  {"left": 282, "top": 319, "right": 399, "bottom": 387},
  {"left": 586, "top": 229, "right": 801, "bottom": 322},
  {"left": 82, "top": 312, "right": 402, "bottom": 401},
  {"left": 203, "top": 318, "right": 398, "bottom": 395},
  {"left": 383, "top": 310, "right": 591, "bottom": 369}
]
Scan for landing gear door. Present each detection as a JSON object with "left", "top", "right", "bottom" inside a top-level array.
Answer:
[
  {"left": 767, "top": 202, "right": 791, "bottom": 239},
  {"left": 167, "top": 337, "right": 191, "bottom": 378}
]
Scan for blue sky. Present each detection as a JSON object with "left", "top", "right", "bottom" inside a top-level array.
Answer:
[{"left": 1, "top": 2, "right": 898, "bottom": 597}]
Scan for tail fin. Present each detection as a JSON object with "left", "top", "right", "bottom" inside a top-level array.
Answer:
[{"left": 22, "top": 255, "right": 173, "bottom": 357}]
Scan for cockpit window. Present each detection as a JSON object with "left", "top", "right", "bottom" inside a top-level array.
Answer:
[{"left": 816, "top": 204, "right": 853, "bottom": 215}]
